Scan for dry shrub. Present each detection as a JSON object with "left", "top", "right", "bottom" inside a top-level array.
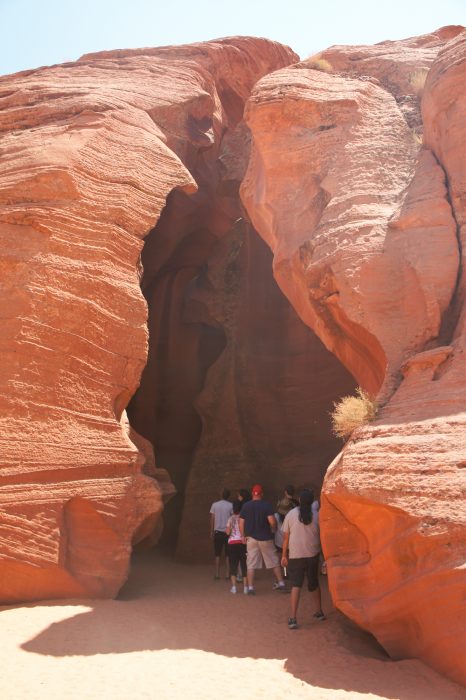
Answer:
[
  {"left": 331, "top": 387, "right": 377, "bottom": 439},
  {"left": 413, "top": 130, "right": 423, "bottom": 146},
  {"left": 307, "top": 56, "right": 333, "bottom": 72},
  {"left": 410, "top": 68, "right": 429, "bottom": 97}
]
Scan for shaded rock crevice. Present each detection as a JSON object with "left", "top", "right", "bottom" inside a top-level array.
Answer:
[{"left": 428, "top": 151, "right": 464, "bottom": 347}]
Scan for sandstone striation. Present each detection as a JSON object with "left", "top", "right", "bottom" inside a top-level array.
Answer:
[
  {"left": 0, "top": 37, "right": 296, "bottom": 602},
  {"left": 241, "top": 27, "right": 466, "bottom": 686},
  {"left": 1, "top": 23, "right": 465, "bottom": 689},
  {"left": 318, "top": 25, "right": 463, "bottom": 129},
  {"left": 241, "top": 53, "right": 458, "bottom": 398}
]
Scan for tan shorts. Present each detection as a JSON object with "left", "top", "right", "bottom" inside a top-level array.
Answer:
[{"left": 246, "top": 537, "right": 280, "bottom": 569}]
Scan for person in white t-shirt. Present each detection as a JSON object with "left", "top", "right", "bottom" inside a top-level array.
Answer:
[
  {"left": 281, "top": 489, "right": 325, "bottom": 629},
  {"left": 210, "top": 489, "right": 233, "bottom": 580}
]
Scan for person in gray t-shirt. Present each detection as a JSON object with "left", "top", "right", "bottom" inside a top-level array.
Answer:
[
  {"left": 281, "top": 489, "right": 325, "bottom": 629},
  {"left": 210, "top": 488, "right": 233, "bottom": 579}
]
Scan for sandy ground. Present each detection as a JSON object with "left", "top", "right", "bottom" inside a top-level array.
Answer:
[{"left": 0, "top": 551, "right": 464, "bottom": 700}]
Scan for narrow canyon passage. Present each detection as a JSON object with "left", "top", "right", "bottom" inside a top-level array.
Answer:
[{"left": 127, "top": 176, "right": 357, "bottom": 557}]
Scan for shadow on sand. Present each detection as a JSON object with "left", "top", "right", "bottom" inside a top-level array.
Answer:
[{"left": 19, "top": 551, "right": 463, "bottom": 700}]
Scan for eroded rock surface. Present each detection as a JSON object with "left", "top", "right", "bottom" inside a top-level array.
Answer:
[
  {"left": 127, "top": 67, "right": 355, "bottom": 557},
  {"left": 0, "top": 37, "right": 296, "bottom": 602},
  {"left": 241, "top": 27, "right": 466, "bottom": 686},
  {"left": 318, "top": 25, "right": 463, "bottom": 129}
]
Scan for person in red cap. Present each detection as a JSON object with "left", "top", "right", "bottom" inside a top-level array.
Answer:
[{"left": 239, "top": 484, "right": 285, "bottom": 594}]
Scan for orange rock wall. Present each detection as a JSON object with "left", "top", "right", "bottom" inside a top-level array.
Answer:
[
  {"left": 1, "top": 26, "right": 465, "bottom": 688},
  {"left": 0, "top": 38, "right": 296, "bottom": 601},
  {"left": 241, "top": 27, "right": 466, "bottom": 686}
]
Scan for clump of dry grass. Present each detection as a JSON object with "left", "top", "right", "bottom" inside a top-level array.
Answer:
[
  {"left": 331, "top": 387, "right": 377, "bottom": 439},
  {"left": 410, "top": 68, "right": 429, "bottom": 97},
  {"left": 307, "top": 55, "right": 333, "bottom": 72}
]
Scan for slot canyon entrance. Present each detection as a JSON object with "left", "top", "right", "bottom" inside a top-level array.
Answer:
[{"left": 127, "top": 131, "right": 357, "bottom": 561}]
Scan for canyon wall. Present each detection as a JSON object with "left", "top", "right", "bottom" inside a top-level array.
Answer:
[
  {"left": 1, "top": 24, "right": 465, "bottom": 688},
  {"left": 241, "top": 26, "right": 466, "bottom": 685},
  {"left": 0, "top": 37, "right": 296, "bottom": 601}
]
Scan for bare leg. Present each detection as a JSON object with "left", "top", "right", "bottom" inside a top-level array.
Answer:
[
  {"left": 230, "top": 573, "right": 237, "bottom": 586},
  {"left": 310, "top": 587, "right": 323, "bottom": 614},
  {"left": 273, "top": 566, "right": 284, "bottom": 584},
  {"left": 291, "top": 587, "right": 301, "bottom": 618},
  {"left": 247, "top": 568, "right": 255, "bottom": 589}
]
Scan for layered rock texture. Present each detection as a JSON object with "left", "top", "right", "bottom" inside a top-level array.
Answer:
[
  {"left": 241, "top": 27, "right": 466, "bottom": 685},
  {"left": 0, "top": 38, "right": 297, "bottom": 601},
  {"left": 1, "top": 24, "right": 465, "bottom": 689}
]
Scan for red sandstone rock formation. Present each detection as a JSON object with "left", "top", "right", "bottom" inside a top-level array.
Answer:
[
  {"left": 1, "top": 24, "right": 465, "bottom": 688},
  {"left": 318, "top": 25, "right": 463, "bottom": 129},
  {"left": 241, "top": 27, "right": 466, "bottom": 686},
  {"left": 0, "top": 37, "right": 296, "bottom": 602}
]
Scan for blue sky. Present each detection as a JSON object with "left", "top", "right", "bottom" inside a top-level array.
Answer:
[{"left": 1, "top": 0, "right": 464, "bottom": 76}]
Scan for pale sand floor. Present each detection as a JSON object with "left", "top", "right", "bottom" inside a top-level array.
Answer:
[{"left": 0, "top": 551, "right": 464, "bottom": 700}]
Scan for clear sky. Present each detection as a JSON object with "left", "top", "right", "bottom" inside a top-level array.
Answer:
[{"left": 0, "top": 0, "right": 464, "bottom": 77}]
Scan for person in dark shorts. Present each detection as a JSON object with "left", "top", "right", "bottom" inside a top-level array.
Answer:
[
  {"left": 281, "top": 489, "right": 325, "bottom": 629},
  {"left": 210, "top": 488, "right": 233, "bottom": 579},
  {"left": 226, "top": 500, "right": 249, "bottom": 594}
]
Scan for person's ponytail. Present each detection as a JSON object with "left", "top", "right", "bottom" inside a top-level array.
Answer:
[{"left": 298, "top": 489, "right": 314, "bottom": 525}]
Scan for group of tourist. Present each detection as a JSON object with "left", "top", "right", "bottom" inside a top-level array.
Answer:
[{"left": 209, "top": 483, "right": 325, "bottom": 630}]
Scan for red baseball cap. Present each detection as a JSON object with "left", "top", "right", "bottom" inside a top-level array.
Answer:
[{"left": 252, "top": 484, "right": 263, "bottom": 496}]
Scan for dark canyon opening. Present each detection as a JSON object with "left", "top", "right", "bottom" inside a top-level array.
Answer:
[{"left": 127, "top": 118, "right": 357, "bottom": 561}]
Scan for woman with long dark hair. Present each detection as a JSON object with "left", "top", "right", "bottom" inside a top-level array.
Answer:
[
  {"left": 238, "top": 488, "right": 252, "bottom": 503},
  {"left": 226, "top": 500, "right": 249, "bottom": 594},
  {"left": 281, "top": 489, "right": 325, "bottom": 629}
]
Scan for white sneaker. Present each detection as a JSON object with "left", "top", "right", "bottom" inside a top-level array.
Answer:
[
  {"left": 273, "top": 582, "right": 286, "bottom": 590},
  {"left": 230, "top": 586, "right": 237, "bottom": 594},
  {"left": 243, "top": 586, "right": 249, "bottom": 594}
]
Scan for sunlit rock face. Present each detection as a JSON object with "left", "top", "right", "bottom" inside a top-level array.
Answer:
[
  {"left": 0, "top": 37, "right": 297, "bottom": 603},
  {"left": 241, "top": 26, "right": 466, "bottom": 687},
  {"left": 1, "top": 23, "right": 465, "bottom": 689}
]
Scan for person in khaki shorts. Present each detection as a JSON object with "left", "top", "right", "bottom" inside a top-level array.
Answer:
[{"left": 239, "top": 484, "right": 285, "bottom": 595}]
